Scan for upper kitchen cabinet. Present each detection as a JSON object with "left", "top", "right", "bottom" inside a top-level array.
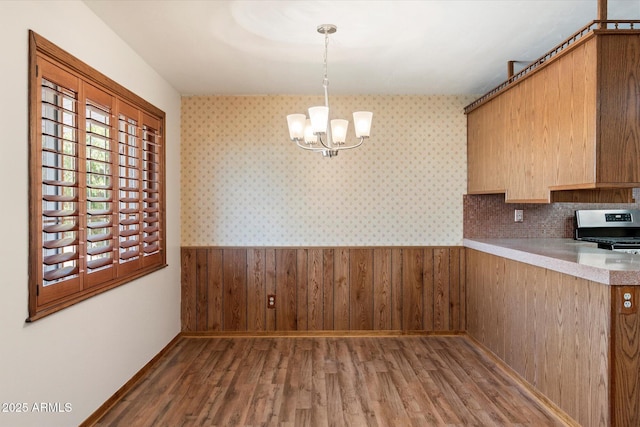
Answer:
[{"left": 466, "top": 23, "right": 640, "bottom": 203}]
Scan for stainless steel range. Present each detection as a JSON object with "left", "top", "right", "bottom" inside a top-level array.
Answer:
[{"left": 575, "top": 209, "right": 640, "bottom": 254}]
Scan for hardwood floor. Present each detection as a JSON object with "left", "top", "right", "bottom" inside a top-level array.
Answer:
[{"left": 93, "top": 335, "right": 569, "bottom": 426}]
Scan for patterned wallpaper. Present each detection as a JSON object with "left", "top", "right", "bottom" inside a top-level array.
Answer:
[{"left": 181, "top": 95, "right": 475, "bottom": 246}]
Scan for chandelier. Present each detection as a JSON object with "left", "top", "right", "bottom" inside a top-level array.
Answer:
[{"left": 286, "top": 24, "right": 373, "bottom": 158}]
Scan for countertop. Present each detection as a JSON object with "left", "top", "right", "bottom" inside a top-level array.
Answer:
[{"left": 463, "top": 238, "right": 640, "bottom": 285}]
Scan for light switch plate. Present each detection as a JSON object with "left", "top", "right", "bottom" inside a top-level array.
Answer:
[{"left": 514, "top": 209, "right": 524, "bottom": 222}]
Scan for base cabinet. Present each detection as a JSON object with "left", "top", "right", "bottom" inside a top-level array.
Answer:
[{"left": 466, "top": 249, "right": 640, "bottom": 427}]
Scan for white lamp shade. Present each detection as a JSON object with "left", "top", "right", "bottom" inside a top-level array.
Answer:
[
  {"left": 286, "top": 114, "right": 306, "bottom": 140},
  {"left": 303, "top": 119, "right": 317, "bottom": 143},
  {"left": 330, "top": 119, "right": 349, "bottom": 144},
  {"left": 308, "top": 106, "right": 329, "bottom": 134},
  {"left": 353, "top": 111, "right": 373, "bottom": 138}
]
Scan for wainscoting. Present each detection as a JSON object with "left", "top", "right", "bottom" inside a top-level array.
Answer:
[{"left": 181, "top": 247, "right": 465, "bottom": 333}]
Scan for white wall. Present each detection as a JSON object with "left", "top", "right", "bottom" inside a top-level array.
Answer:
[{"left": 0, "top": 2, "right": 181, "bottom": 426}]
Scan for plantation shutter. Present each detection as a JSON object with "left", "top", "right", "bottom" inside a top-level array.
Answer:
[
  {"left": 117, "top": 102, "right": 143, "bottom": 274},
  {"left": 37, "top": 58, "right": 82, "bottom": 306},
  {"left": 84, "top": 84, "right": 116, "bottom": 286},
  {"left": 29, "top": 31, "right": 166, "bottom": 321},
  {"left": 141, "top": 113, "right": 163, "bottom": 266}
]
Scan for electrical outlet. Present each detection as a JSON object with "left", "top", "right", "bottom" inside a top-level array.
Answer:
[
  {"left": 514, "top": 209, "right": 524, "bottom": 222},
  {"left": 619, "top": 287, "right": 636, "bottom": 314},
  {"left": 267, "top": 294, "right": 276, "bottom": 309}
]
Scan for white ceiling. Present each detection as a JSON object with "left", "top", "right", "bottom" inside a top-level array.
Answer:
[{"left": 84, "top": 0, "right": 640, "bottom": 96}]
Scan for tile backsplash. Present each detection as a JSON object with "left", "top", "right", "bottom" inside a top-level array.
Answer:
[{"left": 463, "top": 189, "right": 640, "bottom": 239}]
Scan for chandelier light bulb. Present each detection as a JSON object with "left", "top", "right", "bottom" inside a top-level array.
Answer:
[
  {"left": 308, "top": 106, "right": 329, "bottom": 134},
  {"left": 353, "top": 111, "right": 373, "bottom": 138},
  {"left": 331, "top": 119, "right": 348, "bottom": 144},
  {"left": 303, "top": 119, "right": 317, "bottom": 143},
  {"left": 286, "top": 114, "right": 306, "bottom": 140}
]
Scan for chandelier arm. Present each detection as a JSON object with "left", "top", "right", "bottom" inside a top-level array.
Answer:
[
  {"left": 295, "top": 140, "right": 327, "bottom": 152},
  {"left": 316, "top": 133, "right": 333, "bottom": 151},
  {"left": 332, "top": 137, "right": 367, "bottom": 151}
]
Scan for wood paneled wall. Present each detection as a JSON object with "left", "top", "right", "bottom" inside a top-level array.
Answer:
[{"left": 181, "top": 247, "right": 465, "bottom": 333}]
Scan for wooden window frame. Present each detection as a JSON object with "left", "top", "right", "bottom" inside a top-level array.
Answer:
[{"left": 27, "top": 31, "right": 167, "bottom": 322}]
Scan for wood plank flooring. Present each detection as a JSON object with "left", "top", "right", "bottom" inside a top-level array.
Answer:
[{"left": 93, "top": 335, "right": 568, "bottom": 426}]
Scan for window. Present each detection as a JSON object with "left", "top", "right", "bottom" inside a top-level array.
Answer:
[{"left": 28, "top": 31, "right": 166, "bottom": 321}]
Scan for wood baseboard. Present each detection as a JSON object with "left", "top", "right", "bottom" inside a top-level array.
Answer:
[
  {"left": 181, "top": 329, "right": 466, "bottom": 338},
  {"left": 79, "top": 333, "right": 182, "bottom": 427}
]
